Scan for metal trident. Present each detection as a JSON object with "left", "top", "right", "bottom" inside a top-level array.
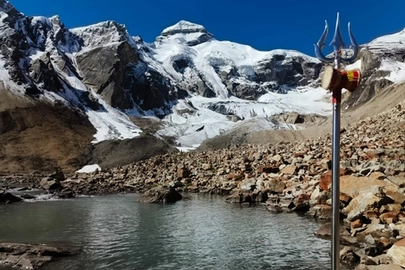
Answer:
[
  {"left": 314, "top": 13, "right": 359, "bottom": 270},
  {"left": 315, "top": 13, "right": 359, "bottom": 68}
]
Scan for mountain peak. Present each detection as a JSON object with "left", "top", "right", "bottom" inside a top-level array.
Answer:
[
  {"left": 0, "top": 0, "right": 16, "bottom": 13},
  {"left": 161, "top": 20, "right": 208, "bottom": 36},
  {"left": 71, "top": 19, "right": 134, "bottom": 48},
  {"left": 0, "top": 0, "right": 22, "bottom": 22}
]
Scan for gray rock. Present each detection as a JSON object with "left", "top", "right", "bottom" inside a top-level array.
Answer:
[
  {"left": 40, "top": 177, "right": 61, "bottom": 191},
  {"left": 340, "top": 246, "right": 361, "bottom": 266},
  {"left": 0, "top": 242, "right": 80, "bottom": 269},
  {"left": 141, "top": 186, "right": 182, "bottom": 204}
]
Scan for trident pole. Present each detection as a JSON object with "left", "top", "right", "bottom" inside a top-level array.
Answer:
[
  {"left": 314, "top": 13, "right": 359, "bottom": 270},
  {"left": 331, "top": 62, "right": 341, "bottom": 270}
]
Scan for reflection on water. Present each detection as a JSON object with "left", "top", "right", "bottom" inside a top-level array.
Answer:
[{"left": 0, "top": 194, "right": 333, "bottom": 270}]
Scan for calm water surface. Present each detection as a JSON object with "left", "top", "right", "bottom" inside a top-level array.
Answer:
[{"left": 0, "top": 193, "right": 334, "bottom": 270}]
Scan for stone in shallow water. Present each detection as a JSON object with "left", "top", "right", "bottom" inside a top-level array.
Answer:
[
  {"left": 0, "top": 192, "right": 22, "bottom": 204},
  {"left": 0, "top": 242, "right": 80, "bottom": 269},
  {"left": 141, "top": 186, "right": 183, "bottom": 203}
]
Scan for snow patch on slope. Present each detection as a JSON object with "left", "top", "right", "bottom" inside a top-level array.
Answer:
[
  {"left": 379, "top": 60, "right": 405, "bottom": 83},
  {"left": 368, "top": 28, "right": 405, "bottom": 52},
  {"left": 57, "top": 70, "right": 142, "bottom": 143},
  {"left": 158, "top": 86, "right": 331, "bottom": 151}
]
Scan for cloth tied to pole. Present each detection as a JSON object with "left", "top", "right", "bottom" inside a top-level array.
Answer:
[{"left": 321, "top": 66, "right": 361, "bottom": 92}]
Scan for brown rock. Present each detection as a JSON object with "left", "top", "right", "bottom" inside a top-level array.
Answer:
[
  {"left": 319, "top": 172, "right": 332, "bottom": 191},
  {"left": 280, "top": 165, "right": 297, "bottom": 175},
  {"left": 385, "top": 189, "right": 405, "bottom": 205},
  {"left": 364, "top": 210, "right": 379, "bottom": 220},
  {"left": 293, "top": 152, "right": 306, "bottom": 158},
  {"left": 357, "top": 223, "right": 389, "bottom": 242},
  {"left": 227, "top": 173, "right": 243, "bottom": 181},
  {"left": 340, "top": 175, "right": 398, "bottom": 198},
  {"left": 378, "top": 237, "right": 392, "bottom": 249},
  {"left": 340, "top": 192, "right": 352, "bottom": 206},
  {"left": 296, "top": 193, "right": 311, "bottom": 204},
  {"left": 266, "top": 178, "right": 285, "bottom": 194},
  {"left": 257, "top": 165, "right": 279, "bottom": 174},
  {"left": 380, "top": 203, "right": 402, "bottom": 213},
  {"left": 387, "top": 238, "right": 405, "bottom": 267},
  {"left": 380, "top": 211, "right": 400, "bottom": 224},
  {"left": 369, "top": 171, "right": 386, "bottom": 179},
  {"left": 351, "top": 219, "right": 363, "bottom": 229},
  {"left": 314, "top": 222, "right": 332, "bottom": 238},
  {"left": 177, "top": 168, "right": 191, "bottom": 178},
  {"left": 342, "top": 191, "right": 384, "bottom": 221}
]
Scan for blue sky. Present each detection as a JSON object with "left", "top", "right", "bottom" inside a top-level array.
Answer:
[{"left": 9, "top": 0, "right": 405, "bottom": 56}]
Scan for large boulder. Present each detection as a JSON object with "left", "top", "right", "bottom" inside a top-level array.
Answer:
[
  {"left": 387, "top": 238, "right": 405, "bottom": 267},
  {"left": 39, "top": 177, "right": 61, "bottom": 192},
  {"left": 342, "top": 188, "right": 392, "bottom": 221},
  {"left": 340, "top": 176, "right": 398, "bottom": 198},
  {"left": 141, "top": 186, "right": 183, "bottom": 204}
]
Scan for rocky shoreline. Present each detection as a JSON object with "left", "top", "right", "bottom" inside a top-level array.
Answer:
[
  {"left": 2, "top": 103, "right": 405, "bottom": 269},
  {"left": 0, "top": 242, "right": 80, "bottom": 269}
]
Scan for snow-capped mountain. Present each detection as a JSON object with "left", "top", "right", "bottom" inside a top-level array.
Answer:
[
  {"left": 0, "top": 0, "right": 404, "bottom": 172},
  {"left": 343, "top": 28, "right": 405, "bottom": 108},
  {"left": 0, "top": 2, "right": 326, "bottom": 148}
]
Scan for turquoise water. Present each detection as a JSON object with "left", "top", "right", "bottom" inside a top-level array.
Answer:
[{"left": 0, "top": 193, "right": 333, "bottom": 269}]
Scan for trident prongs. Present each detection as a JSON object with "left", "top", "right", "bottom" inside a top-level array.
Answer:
[
  {"left": 345, "top": 22, "right": 359, "bottom": 63},
  {"left": 314, "top": 13, "right": 359, "bottom": 66}
]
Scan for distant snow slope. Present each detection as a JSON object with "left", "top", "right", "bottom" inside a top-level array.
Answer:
[
  {"left": 157, "top": 86, "right": 332, "bottom": 151},
  {"left": 366, "top": 28, "right": 405, "bottom": 84},
  {"left": 367, "top": 28, "right": 405, "bottom": 52},
  {"left": 140, "top": 21, "right": 329, "bottom": 149}
]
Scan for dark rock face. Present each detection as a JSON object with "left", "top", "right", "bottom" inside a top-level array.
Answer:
[
  {"left": 30, "top": 52, "right": 62, "bottom": 92},
  {"left": 75, "top": 34, "right": 187, "bottom": 114},
  {"left": 75, "top": 42, "right": 138, "bottom": 109},
  {"left": 0, "top": 191, "right": 22, "bottom": 204},
  {"left": 254, "top": 54, "right": 322, "bottom": 93},
  {"left": 123, "top": 65, "right": 188, "bottom": 115}
]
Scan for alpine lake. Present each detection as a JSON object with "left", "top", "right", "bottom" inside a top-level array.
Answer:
[{"left": 0, "top": 192, "right": 349, "bottom": 270}]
